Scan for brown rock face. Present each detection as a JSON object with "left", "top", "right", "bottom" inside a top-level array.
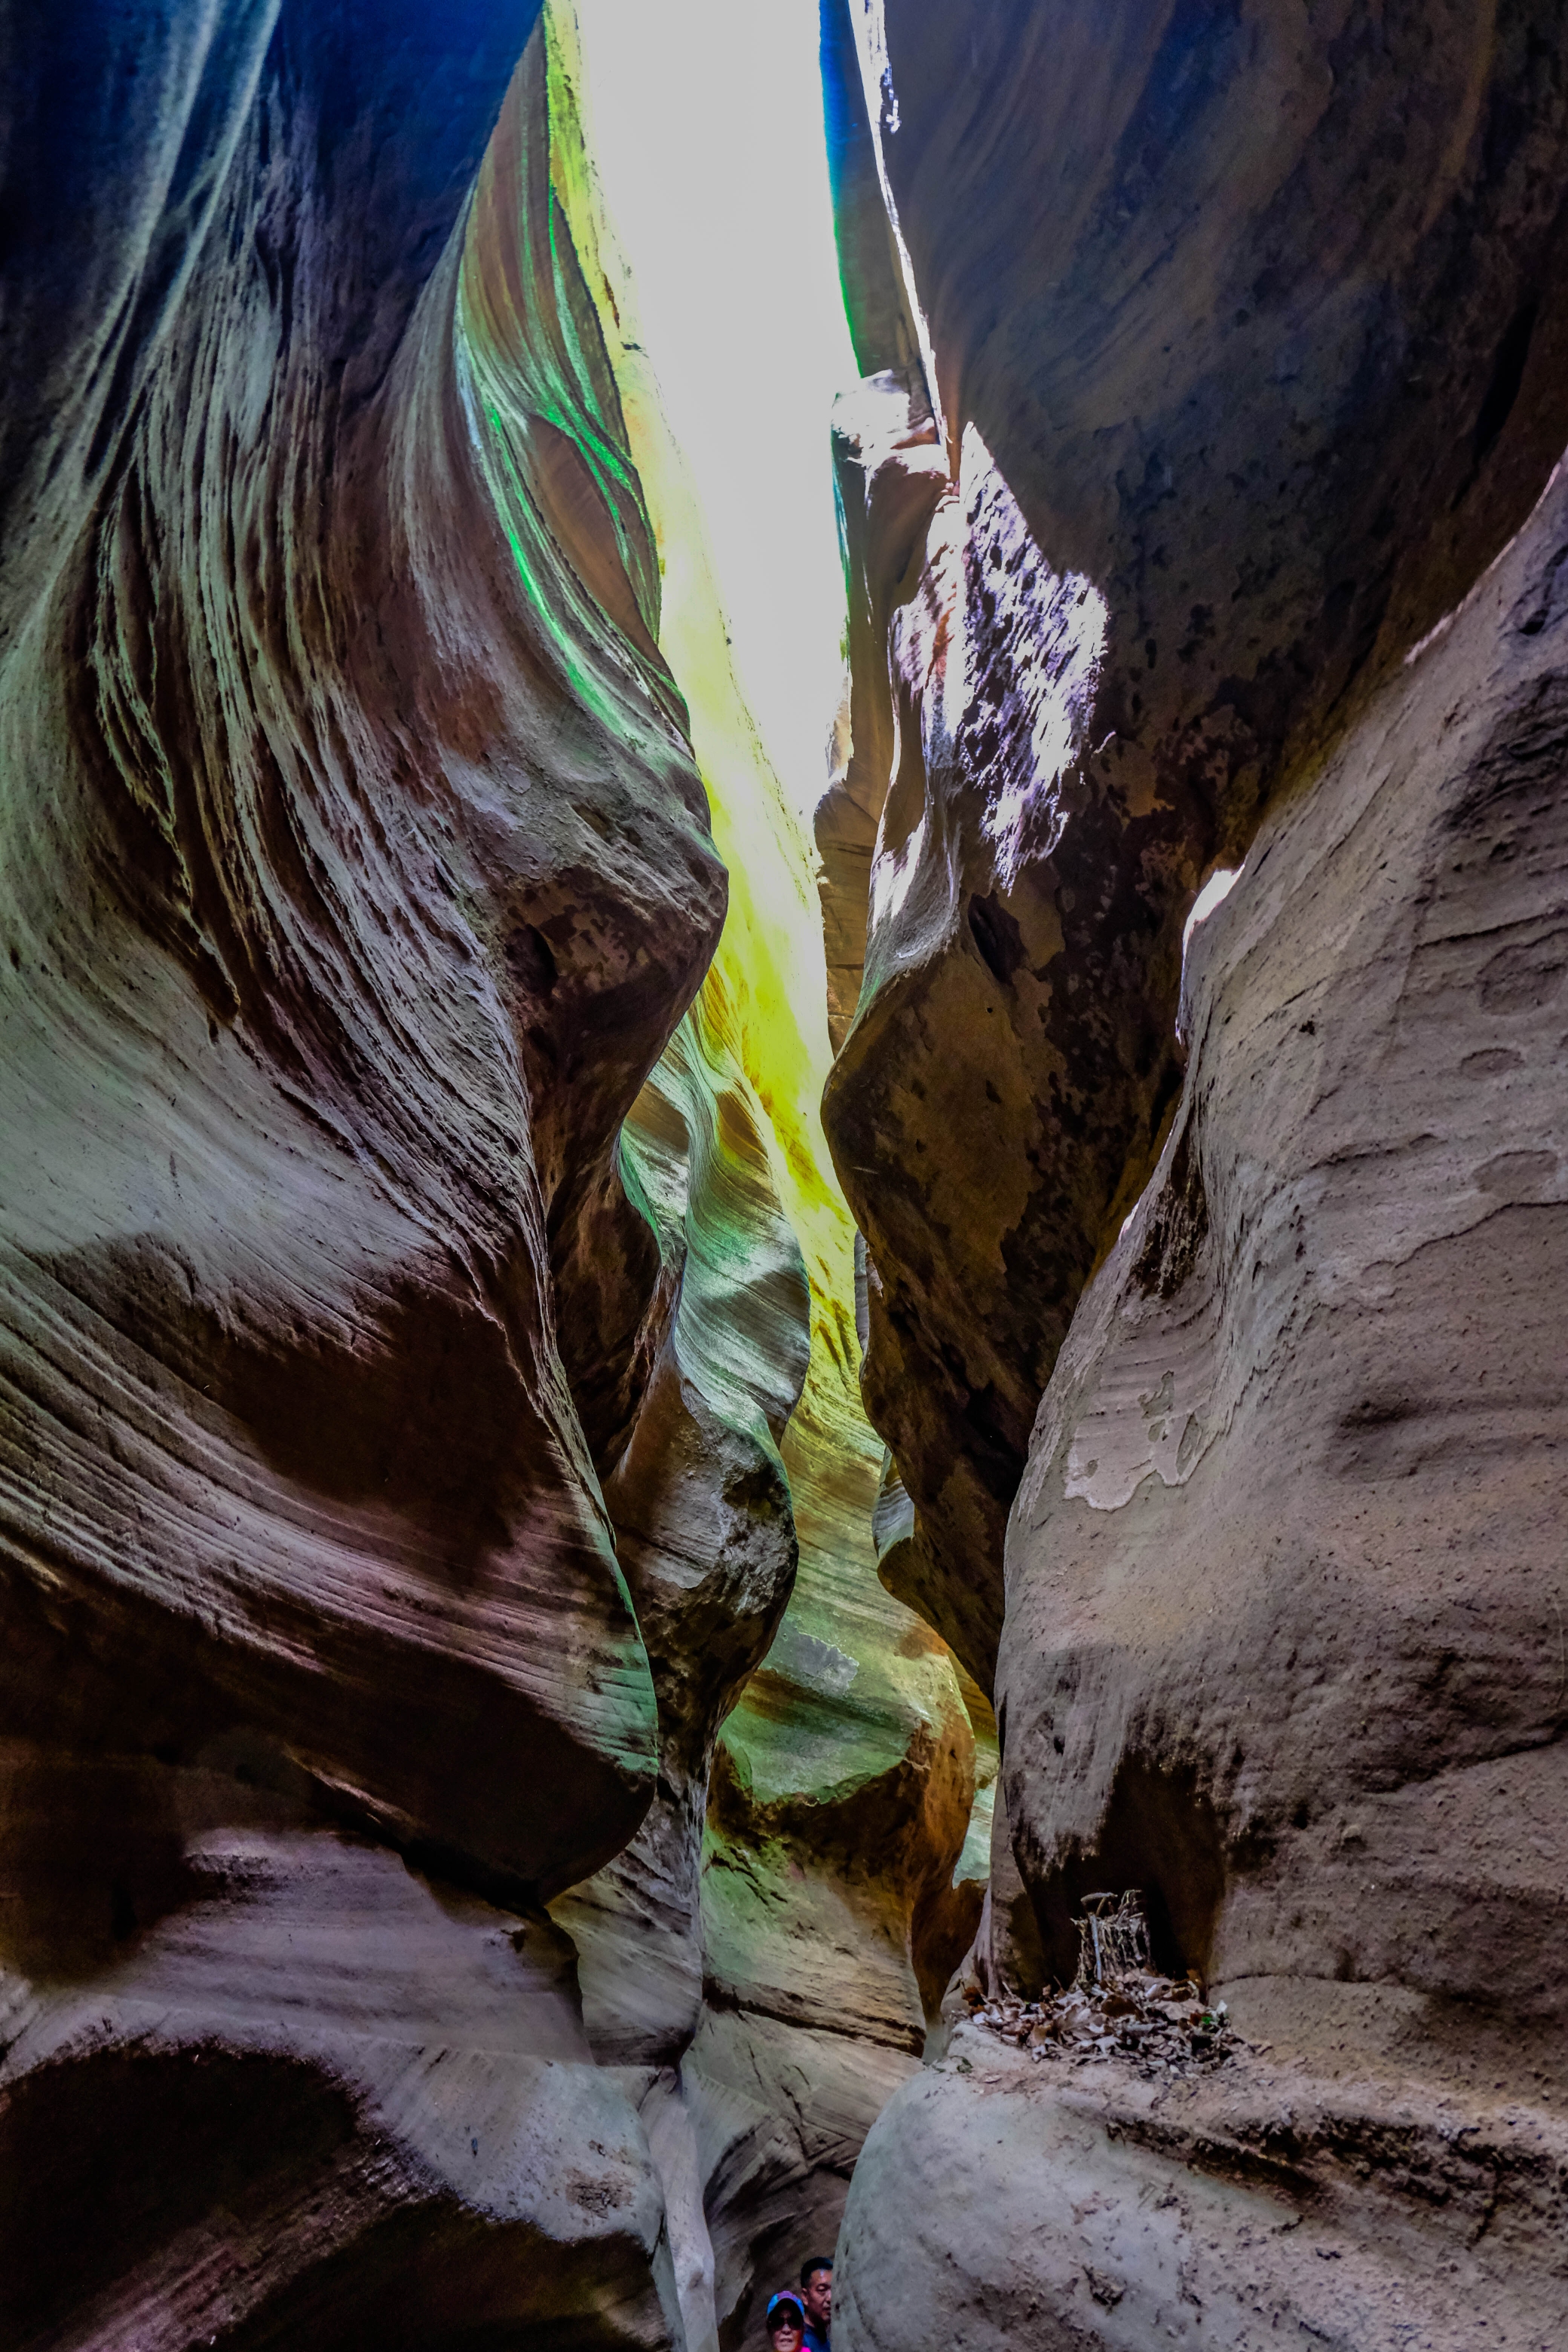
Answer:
[
  {"left": 13, "top": 2, "right": 1568, "bottom": 2341},
  {"left": 838, "top": 437, "right": 1568, "bottom": 2352},
  {"left": 2, "top": 8, "right": 988, "bottom": 2339},
  {"left": 825, "top": 414, "right": 1174, "bottom": 1687},
  {"left": 819, "top": 0, "right": 1568, "bottom": 1686},
  {"left": 841, "top": 2027, "right": 1568, "bottom": 2352},
  {"left": 691, "top": 1585, "right": 977, "bottom": 2337},
  {"left": 1000, "top": 452, "right": 1568, "bottom": 2045},
  {"left": 0, "top": 1800, "right": 682, "bottom": 2351},
  {"left": 550, "top": 1005, "right": 811, "bottom": 2076},
  {"left": 822, "top": 5, "right": 1568, "bottom": 2344},
  {"left": 1, "top": 0, "right": 725, "bottom": 1906},
  {"left": 815, "top": 372, "right": 945, "bottom": 1057}
]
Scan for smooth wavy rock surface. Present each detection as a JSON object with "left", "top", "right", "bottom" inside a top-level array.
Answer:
[
  {"left": 821, "top": 0, "right": 1568, "bottom": 1686},
  {"left": 0, "top": 2, "right": 737, "bottom": 2340},
  {"left": 835, "top": 392, "right": 1568, "bottom": 2352},
  {"left": 0, "top": 2, "right": 996, "bottom": 2336},
  {"left": 0, "top": 0, "right": 726, "bottom": 1913}
]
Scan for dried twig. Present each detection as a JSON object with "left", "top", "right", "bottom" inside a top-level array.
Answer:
[{"left": 1074, "top": 1889, "right": 1153, "bottom": 1989}]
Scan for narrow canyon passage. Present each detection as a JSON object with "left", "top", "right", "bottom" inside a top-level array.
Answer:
[
  {"left": 2, "top": 5, "right": 1567, "bottom": 2351},
  {"left": 466, "top": 9, "right": 993, "bottom": 2323}
]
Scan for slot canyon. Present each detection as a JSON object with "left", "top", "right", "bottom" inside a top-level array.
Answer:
[{"left": 2, "top": 2, "right": 1566, "bottom": 2346}]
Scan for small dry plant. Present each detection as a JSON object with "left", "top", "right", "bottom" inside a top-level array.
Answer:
[{"left": 1074, "top": 1890, "right": 1151, "bottom": 1989}]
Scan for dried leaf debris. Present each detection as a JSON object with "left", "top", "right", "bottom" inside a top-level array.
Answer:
[{"left": 965, "top": 1892, "right": 1242, "bottom": 2078}]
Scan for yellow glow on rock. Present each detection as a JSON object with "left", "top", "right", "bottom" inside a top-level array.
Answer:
[{"left": 544, "top": 1, "right": 958, "bottom": 1807}]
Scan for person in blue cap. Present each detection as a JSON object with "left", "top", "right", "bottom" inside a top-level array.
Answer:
[
  {"left": 799, "top": 2256, "right": 832, "bottom": 2352},
  {"left": 766, "top": 2289, "right": 807, "bottom": 2352}
]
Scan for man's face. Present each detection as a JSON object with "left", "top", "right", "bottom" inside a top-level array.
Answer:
[{"left": 803, "top": 2270, "right": 831, "bottom": 2327}]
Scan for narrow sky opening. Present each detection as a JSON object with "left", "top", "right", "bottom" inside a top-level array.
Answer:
[{"left": 573, "top": 0, "right": 856, "bottom": 828}]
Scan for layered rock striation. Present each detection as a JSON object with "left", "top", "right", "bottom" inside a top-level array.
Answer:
[
  {"left": 0, "top": 3, "right": 736, "bottom": 2338},
  {"left": 1, "top": 5, "right": 982, "bottom": 2341}
]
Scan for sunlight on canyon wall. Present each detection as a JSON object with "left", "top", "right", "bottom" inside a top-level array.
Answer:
[
  {"left": 457, "top": 8, "right": 984, "bottom": 2322},
  {"left": 528, "top": 0, "right": 958, "bottom": 1842}
]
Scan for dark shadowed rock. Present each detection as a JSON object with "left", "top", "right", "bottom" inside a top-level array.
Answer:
[{"left": 820, "top": 0, "right": 1568, "bottom": 1685}]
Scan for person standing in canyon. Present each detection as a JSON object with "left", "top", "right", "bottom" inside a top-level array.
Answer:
[{"left": 799, "top": 2257, "right": 833, "bottom": 2351}]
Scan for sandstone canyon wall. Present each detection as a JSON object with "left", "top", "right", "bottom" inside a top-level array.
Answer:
[
  {"left": 7, "top": 2, "right": 1568, "bottom": 2347},
  {"left": 816, "top": 2, "right": 1568, "bottom": 2347},
  {"left": 0, "top": 5, "right": 980, "bottom": 2345},
  {"left": 525, "top": 30, "right": 985, "bottom": 2336},
  {"left": 819, "top": 0, "right": 1568, "bottom": 1692},
  {"left": 0, "top": 3, "right": 705, "bottom": 2340},
  {"left": 841, "top": 452, "right": 1568, "bottom": 2352}
]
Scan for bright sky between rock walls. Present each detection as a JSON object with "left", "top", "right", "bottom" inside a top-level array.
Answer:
[{"left": 573, "top": 0, "right": 857, "bottom": 828}]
